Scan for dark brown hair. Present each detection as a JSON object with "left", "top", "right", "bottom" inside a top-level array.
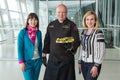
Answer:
[{"left": 25, "top": 13, "right": 39, "bottom": 29}]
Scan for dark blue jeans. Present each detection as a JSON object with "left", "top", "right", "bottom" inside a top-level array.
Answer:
[{"left": 81, "top": 60, "right": 101, "bottom": 80}]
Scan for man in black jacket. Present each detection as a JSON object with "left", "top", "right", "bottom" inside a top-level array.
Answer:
[{"left": 42, "top": 4, "right": 80, "bottom": 80}]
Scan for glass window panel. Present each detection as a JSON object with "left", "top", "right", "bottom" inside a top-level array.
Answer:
[
  {"left": 14, "top": 29, "right": 20, "bottom": 38},
  {"left": 0, "top": 26, "right": 11, "bottom": 42},
  {"left": 118, "top": 0, "right": 120, "bottom": 27},
  {"left": 26, "top": 0, "right": 34, "bottom": 13},
  {"left": 5, "top": 29, "right": 14, "bottom": 44},
  {"left": 0, "top": 17, "right": 2, "bottom": 41},
  {"left": 7, "top": 0, "right": 20, "bottom": 11},
  {"left": 47, "top": 0, "right": 96, "bottom": 26},
  {"left": 3, "top": 26, "right": 11, "bottom": 33},
  {"left": 23, "top": 13, "right": 28, "bottom": 22},
  {"left": 9, "top": 12, "right": 23, "bottom": 28},
  {"left": 0, "top": 30, "right": 2, "bottom": 41},
  {"left": 20, "top": 0, "right": 27, "bottom": 13},
  {"left": 0, "top": 29, "right": 6, "bottom": 41},
  {"left": 111, "top": 0, "right": 115, "bottom": 24},
  {"left": 0, "top": 18, "right": 2, "bottom": 27},
  {"left": 47, "top": 0, "right": 82, "bottom": 27},
  {"left": 0, "top": 0, "right": 6, "bottom": 9},
  {"left": 117, "top": 0, "right": 120, "bottom": 25},
  {"left": 39, "top": 1, "right": 48, "bottom": 38},
  {"left": 47, "top": 1, "right": 62, "bottom": 23},
  {"left": 1, "top": 10, "right": 10, "bottom": 26}
]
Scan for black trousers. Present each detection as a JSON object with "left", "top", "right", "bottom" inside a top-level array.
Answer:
[{"left": 43, "top": 59, "right": 76, "bottom": 80}]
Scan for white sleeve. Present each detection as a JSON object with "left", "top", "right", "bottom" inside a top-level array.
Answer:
[{"left": 94, "top": 30, "right": 106, "bottom": 66}]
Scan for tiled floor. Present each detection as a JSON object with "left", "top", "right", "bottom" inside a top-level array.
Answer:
[{"left": 0, "top": 43, "right": 120, "bottom": 80}]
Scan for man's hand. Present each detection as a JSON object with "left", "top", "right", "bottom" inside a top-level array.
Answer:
[
  {"left": 66, "top": 48, "right": 75, "bottom": 55},
  {"left": 42, "top": 57, "right": 47, "bottom": 67}
]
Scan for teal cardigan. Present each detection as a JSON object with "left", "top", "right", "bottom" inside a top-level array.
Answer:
[{"left": 17, "top": 28, "right": 42, "bottom": 63}]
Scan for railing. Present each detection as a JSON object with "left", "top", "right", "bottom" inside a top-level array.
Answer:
[
  {"left": 0, "top": 27, "right": 120, "bottom": 60},
  {"left": 0, "top": 27, "right": 120, "bottom": 48}
]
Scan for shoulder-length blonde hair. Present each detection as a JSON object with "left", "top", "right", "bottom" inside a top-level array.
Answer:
[{"left": 82, "top": 11, "right": 99, "bottom": 29}]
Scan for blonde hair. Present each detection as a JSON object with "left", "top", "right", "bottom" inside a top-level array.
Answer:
[{"left": 82, "top": 11, "right": 99, "bottom": 29}]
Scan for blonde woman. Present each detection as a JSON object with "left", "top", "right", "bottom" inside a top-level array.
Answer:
[{"left": 78, "top": 11, "right": 105, "bottom": 80}]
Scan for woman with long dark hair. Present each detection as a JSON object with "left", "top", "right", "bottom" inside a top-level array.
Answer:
[{"left": 17, "top": 13, "right": 42, "bottom": 80}]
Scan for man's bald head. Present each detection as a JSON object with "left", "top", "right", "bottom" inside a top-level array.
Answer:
[
  {"left": 56, "top": 4, "right": 67, "bottom": 13},
  {"left": 56, "top": 4, "right": 68, "bottom": 23}
]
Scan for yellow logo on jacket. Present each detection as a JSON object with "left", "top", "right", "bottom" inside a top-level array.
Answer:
[{"left": 56, "top": 37, "right": 74, "bottom": 43}]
